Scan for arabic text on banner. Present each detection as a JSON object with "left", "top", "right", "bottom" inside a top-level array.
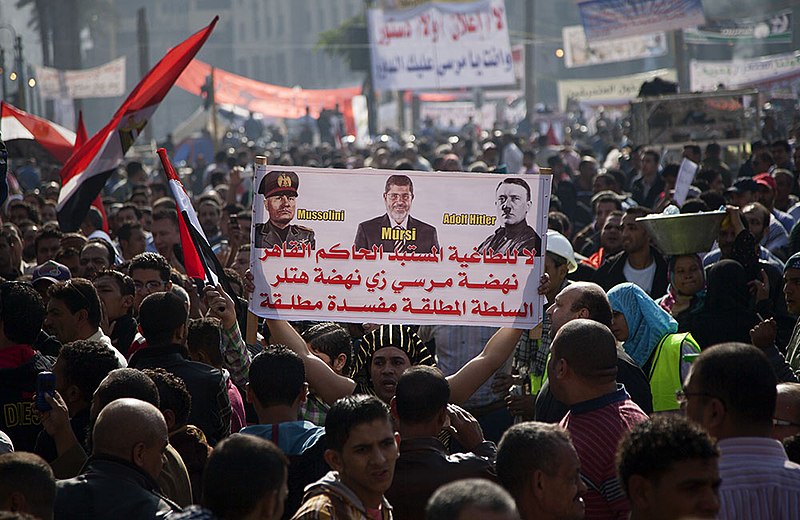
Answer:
[
  {"left": 562, "top": 25, "right": 667, "bottom": 69},
  {"left": 367, "top": 0, "right": 516, "bottom": 90},
  {"left": 249, "top": 167, "right": 551, "bottom": 329},
  {"left": 557, "top": 68, "right": 677, "bottom": 110},
  {"left": 578, "top": 0, "right": 705, "bottom": 42},
  {"left": 35, "top": 57, "right": 126, "bottom": 99},
  {"left": 689, "top": 51, "right": 800, "bottom": 92},
  {"left": 683, "top": 10, "right": 792, "bottom": 45}
]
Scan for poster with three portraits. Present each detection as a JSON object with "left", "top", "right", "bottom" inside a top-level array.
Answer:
[{"left": 249, "top": 163, "right": 551, "bottom": 329}]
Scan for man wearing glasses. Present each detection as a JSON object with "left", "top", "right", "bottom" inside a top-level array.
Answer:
[
  {"left": 128, "top": 252, "right": 172, "bottom": 312},
  {"left": 354, "top": 174, "right": 440, "bottom": 254}
]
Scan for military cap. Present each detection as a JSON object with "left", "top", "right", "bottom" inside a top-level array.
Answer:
[{"left": 258, "top": 170, "right": 299, "bottom": 198}]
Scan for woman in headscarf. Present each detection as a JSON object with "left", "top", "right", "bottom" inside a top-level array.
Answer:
[
  {"left": 656, "top": 254, "right": 706, "bottom": 325},
  {"left": 607, "top": 282, "right": 701, "bottom": 412}
]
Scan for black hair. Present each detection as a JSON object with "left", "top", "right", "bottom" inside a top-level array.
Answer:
[
  {"left": 249, "top": 346, "right": 305, "bottom": 407},
  {"left": 119, "top": 203, "right": 143, "bottom": 220},
  {"left": 59, "top": 340, "right": 121, "bottom": 402},
  {"left": 691, "top": 342, "right": 777, "bottom": 427},
  {"left": 681, "top": 198, "right": 709, "bottom": 214},
  {"left": 34, "top": 225, "right": 62, "bottom": 253},
  {"left": 771, "top": 139, "right": 791, "bottom": 153},
  {"left": 142, "top": 367, "right": 192, "bottom": 428},
  {"left": 426, "top": 479, "right": 518, "bottom": 520},
  {"left": 8, "top": 201, "right": 40, "bottom": 224},
  {"left": 93, "top": 269, "right": 135, "bottom": 297},
  {"left": 496, "top": 422, "right": 573, "bottom": 499},
  {"left": 94, "top": 368, "right": 160, "bottom": 410},
  {"left": 0, "top": 282, "right": 45, "bottom": 344},
  {"left": 138, "top": 292, "right": 188, "bottom": 345},
  {"left": 83, "top": 206, "right": 104, "bottom": 231},
  {"left": 187, "top": 317, "right": 223, "bottom": 366},
  {"left": 202, "top": 434, "right": 288, "bottom": 518},
  {"left": 48, "top": 278, "right": 103, "bottom": 329},
  {"left": 0, "top": 453, "right": 55, "bottom": 520},
  {"left": 616, "top": 415, "right": 717, "bottom": 497},
  {"left": 152, "top": 209, "right": 179, "bottom": 228},
  {"left": 384, "top": 174, "right": 414, "bottom": 195},
  {"left": 497, "top": 177, "right": 531, "bottom": 201},
  {"left": 129, "top": 252, "right": 172, "bottom": 282},
  {"left": 395, "top": 366, "right": 450, "bottom": 424},
  {"left": 83, "top": 238, "right": 116, "bottom": 266},
  {"left": 325, "top": 395, "right": 392, "bottom": 452},
  {"left": 301, "top": 322, "right": 353, "bottom": 375}
]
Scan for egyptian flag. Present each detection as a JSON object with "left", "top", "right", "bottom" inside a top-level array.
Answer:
[
  {"left": 57, "top": 17, "right": 218, "bottom": 232},
  {"left": 74, "top": 112, "right": 109, "bottom": 233},
  {"left": 1, "top": 102, "right": 76, "bottom": 164}
]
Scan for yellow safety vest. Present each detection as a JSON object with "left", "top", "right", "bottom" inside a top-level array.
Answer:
[{"left": 649, "top": 332, "right": 700, "bottom": 412}]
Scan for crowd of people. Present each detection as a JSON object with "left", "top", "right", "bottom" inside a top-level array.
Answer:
[{"left": 0, "top": 111, "right": 799, "bottom": 520}]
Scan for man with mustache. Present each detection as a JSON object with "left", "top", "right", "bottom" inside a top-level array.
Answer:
[
  {"left": 354, "top": 175, "right": 439, "bottom": 254},
  {"left": 478, "top": 178, "right": 542, "bottom": 256},
  {"left": 255, "top": 170, "right": 315, "bottom": 250}
]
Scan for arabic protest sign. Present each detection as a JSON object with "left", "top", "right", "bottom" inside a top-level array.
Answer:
[
  {"left": 690, "top": 51, "right": 800, "bottom": 92},
  {"left": 578, "top": 0, "right": 705, "bottom": 42},
  {"left": 35, "top": 57, "right": 126, "bottom": 99},
  {"left": 249, "top": 165, "right": 551, "bottom": 329},
  {"left": 684, "top": 10, "right": 792, "bottom": 45},
  {"left": 367, "top": 0, "right": 516, "bottom": 90},
  {"left": 562, "top": 25, "right": 667, "bottom": 69},
  {"left": 557, "top": 68, "right": 677, "bottom": 110},
  {"left": 674, "top": 158, "right": 698, "bottom": 207}
]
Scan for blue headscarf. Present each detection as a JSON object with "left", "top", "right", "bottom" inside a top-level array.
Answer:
[{"left": 607, "top": 282, "right": 678, "bottom": 368}]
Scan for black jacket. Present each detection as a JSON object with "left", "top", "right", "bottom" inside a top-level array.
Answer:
[
  {"left": 129, "top": 344, "right": 231, "bottom": 445},
  {"left": 54, "top": 456, "right": 181, "bottom": 520},
  {"left": 354, "top": 214, "right": 440, "bottom": 254},
  {"left": 0, "top": 348, "right": 54, "bottom": 452},
  {"left": 594, "top": 247, "right": 669, "bottom": 299}
]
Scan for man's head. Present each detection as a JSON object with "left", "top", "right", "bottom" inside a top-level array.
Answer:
[
  {"left": 129, "top": 252, "right": 173, "bottom": 310},
  {"left": 53, "top": 340, "right": 120, "bottom": 416},
  {"left": 197, "top": 199, "right": 221, "bottom": 236},
  {"left": 247, "top": 346, "right": 307, "bottom": 413},
  {"left": 118, "top": 223, "right": 147, "bottom": 260},
  {"left": 80, "top": 207, "right": 104, "bottom": 236},
  {"left": 187, "top": 317, "right": 224, "bottom": 368},
  {"left": 142, "top": 367, "right": 191, "bottom": 432},
  {"left": 45, "top": 279, "right": 102, "bottom": 343},
  {"left": 426, "top": 479, "right": 519, "bottom": 520},
  {"left": 383, "top": 175, "right": 414, "bottom": 225},
  {"left": 752, "top": 173, "right": 777, "bottom": 209},
  {"left": 203, "top": 434, "right": 289, "bottom": 520},
  {"left": 496, "top": 178, "right": 532, "bottom": 227},
  {"left": 91, "top": 398, "right": 168, "bottom": 481},
  {"left": 600, "top": 210, "right": 624, "bottom": 254},
  {"left": 773, "top": 382, "right": 800, "bottom": 441},
  {"left": 0, "top": 282, "right": 46, "bottom": 347},
  {"left": 391, "top": 366, "right": 449, "bottom": 429},
  {"left": 641, "top": 149, "right": 660, "bottom": 177},
  {"left": 771, "top": 139, "right": 792, "bottom": 168},
  {"left": 138, "top": 291, "right": 188, "bottom": 346},
  {"left": 783, "top": 253, "right": 800, "bottom": 315},
  {"left": 752, "top": 150, "right": 775, "bottom": 176},
  {"left": 621, "top": 207, "right": 651, "bottom": 255},
  {"left": 150, "top": 209, "right": 180, "bottom": 258},
  {"left": 116, "top": 203, "right": 143, "bottom": 227},
  {"left": 92, "top": 270, "right": 135, "bottom": 322},
  {"left": 591, "top": 192, "right": 622, "bottom": 230},
  {"left": 90, "top": 368, "right": 160, "bottom": 422},
  {"left": 31, "top": 260, "right": 71, "bottom": 303},
  {"left": 79, "top": 240, "right": 113, "bottom": 280},
  {"left": 324, "top": 395, "right": 399, "bottom": 505},
  {"left": 547, "top": 319, "right": 618, "bottom": 406},
  {"left": 683, "top": 144, "right": 702, "bottom": 164},
  {"left": 0, "top": 453, "right": 55, "bottom": 520},
  {"left": 726, "top": 177, "right": 758, "bottom": 207},
  {"left": 544, "top": 231, "right": 577, "bottom": 293},
  {"left": 682, "top": 342, "right": 777, "bottom": 439},
  {"left": 259, "top": 171, "right": 299, "bottom": 230},
  {"left": 617, "top": 415, "right": 720, "bottom": 520},
  {"left": 742, "top": 202, "right": 771, "bottom": 242},
  {"left": 301, "top": 322, "right": 352, "bottom": 375},
  {"left": 496, "top": 422, "right": 585, "bottom": 520},
  {"left": 547, "top": 282, "right": 613, "bottom": 336},
  {"left": 34, "top": 226, "right": 62, "bottom": 265}
]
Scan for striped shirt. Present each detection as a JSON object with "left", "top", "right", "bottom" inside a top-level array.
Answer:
[
  {"left": 717, "top": 437, "right": 800, "bottom": 520},
  {"left": 560, "top": 385, "right": 648, "bottom": 520}
]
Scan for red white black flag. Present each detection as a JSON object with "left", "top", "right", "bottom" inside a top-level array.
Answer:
[{"left": 56, "top": 17, "right": 218, "bottom": 231}]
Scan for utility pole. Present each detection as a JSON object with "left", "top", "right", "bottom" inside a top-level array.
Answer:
[
  {"left": 524, "top": 0, "right": 536, "bottom": 119},
  {"left": 14, "top": 36, "right": 25, "bottom": 111},
  {"left": 137, "top": 8, "right": 151, "bottom": 142},
  {"left": 0, "top": 47, "right": 6, "bottom": 103}
]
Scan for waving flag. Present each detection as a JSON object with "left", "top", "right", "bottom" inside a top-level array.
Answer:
[
  {"left": 57, "top": 17, "right": 218, "bottom": 232},
  {"left": 1, "top": 102, "right": 76, "bottom": 164},
  {"left": 74, "top": 111, "right": 109, "bottom": 233}
]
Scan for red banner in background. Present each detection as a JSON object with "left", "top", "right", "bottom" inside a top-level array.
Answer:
[{"left": 175, "top": 59, "right": 361, "bottom": 135}]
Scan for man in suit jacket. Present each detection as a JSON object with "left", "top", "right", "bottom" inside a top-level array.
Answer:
[
  {"left": 478, "top": 177, "right": 542, "bottom": 256},
  {"left": 354, "top": 174, "right": 440, "bottom": 254},
  {"left": 254, "top": 170, "right": 315, "bottom": 250}
]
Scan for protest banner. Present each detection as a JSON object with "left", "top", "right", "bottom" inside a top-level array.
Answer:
[
  {"left": 557, "top": 69, "right": 677, "bottom": 110},
  {"left": 578, "top": 0, "right": 705, "bottom": 42},
  {"left": 249, "top": 166, "right": 551, "bottom": 329},
  {"left": 367, "top": 0, "right": 516, "bottom": 90},
  {"left": 562, "top": 25, "right": 667, "bottom": 69},
  {"left": 684, "top": 10, "right": 792, "bottom": 45},
  {"left": 690, "top": 51, "right": 800, "bottom": 92},
  {"left": 35, "top": 57, "right": 126, "bottom": 99},
  {"left": 674, "top": 158, "right": 698, "bottom": 206}
]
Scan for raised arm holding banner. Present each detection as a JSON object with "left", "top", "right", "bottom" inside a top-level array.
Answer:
[{"left": 249, "top": 164, "right": 551, "bottom": 329}]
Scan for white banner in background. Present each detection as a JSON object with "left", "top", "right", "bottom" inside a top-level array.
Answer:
[
  {"left": 35, "top": 57, "right": 126, "bottom": 99},
  {"left": 557, "top": 69, "right": 677, "bottom": 110},
  {"left": 249, "top": 167, "right": 551, "bottom": 328},
  {"left": 689, "top": 51, "right": 800, "bottom": 92},
  {"left": 562, "top": 25, "right": 668, "bottom": 69},
  {"left": 368, "top": 0, "right": 516, "bottom": 90}
]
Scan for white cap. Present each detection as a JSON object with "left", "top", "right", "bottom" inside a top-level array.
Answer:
[{"left": 546, "top": 230, "right": 578, "bottom": 273}]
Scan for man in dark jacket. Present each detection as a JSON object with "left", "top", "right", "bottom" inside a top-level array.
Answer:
[
  {"left": 54, "top": 398, "right": 181, "bottom": 519},
  {"left": 386, "top": 366, "right": 496, "bottom": 520},
  {"left": 595, "top": 207, "right": 668, "bottom": 298},
  {"left": 0, "top": 282, "right": 54, "bottom": 452},
  {"left": 130, "top": 292, "right": 231, "bottom": 445}
]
